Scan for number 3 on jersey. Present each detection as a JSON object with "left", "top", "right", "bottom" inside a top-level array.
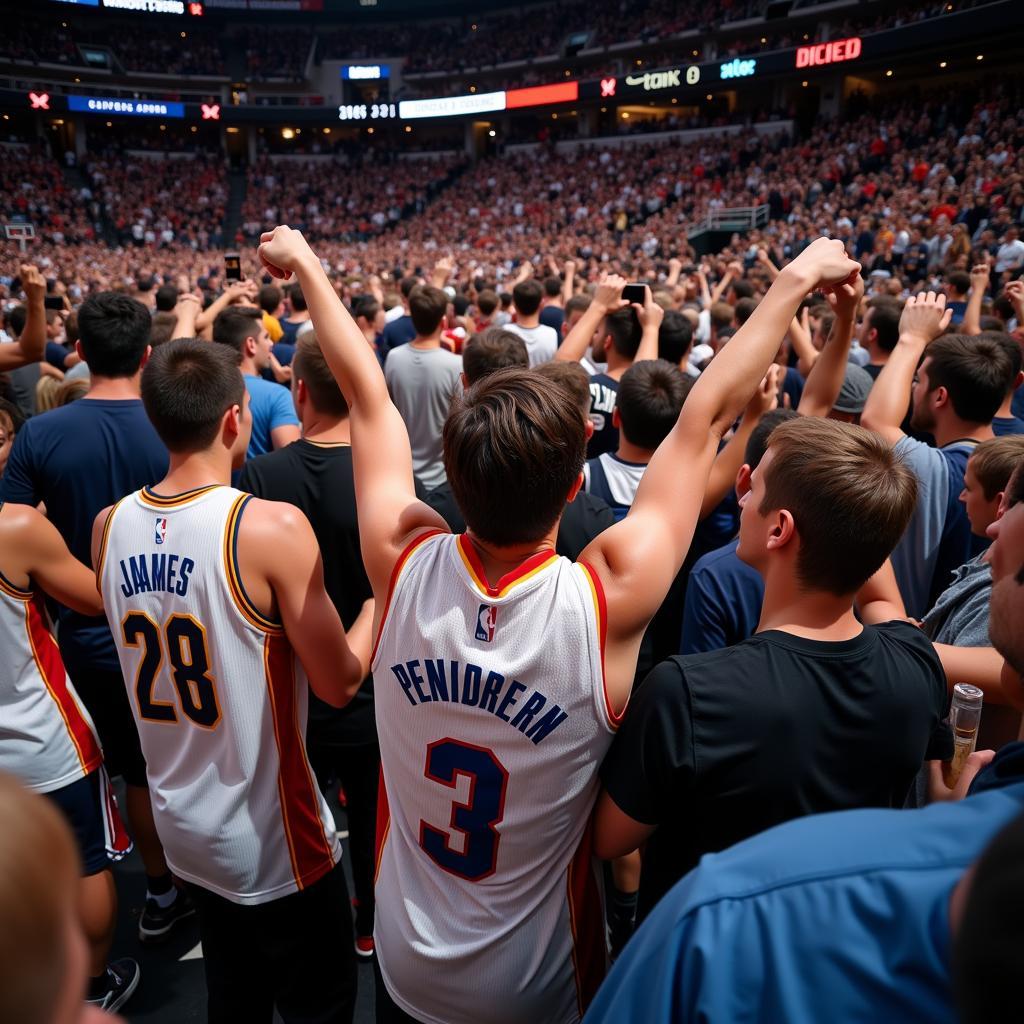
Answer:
[
  {"left": 419, "top": 739, "right": 508, "bottom": 882},
  {"left": 122, "top": 611, "right": 220, "bottom": 729}
]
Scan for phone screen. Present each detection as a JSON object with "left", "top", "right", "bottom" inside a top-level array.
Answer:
[{"left": 224, "top": 253, "right": 242, "bottom": 282}]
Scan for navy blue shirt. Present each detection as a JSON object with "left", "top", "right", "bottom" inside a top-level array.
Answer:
[
  {"left": 539, "top": 304, "right": 565, "bottom": 336},
  {"left": 680, "top": 538, "right": 764, "bottom": 655},
  {"left": 992, "top": 414, "right": 1024, "bottom": 436},
  {"left": 1012, "top": 383, "right": 1024, "bottom": 421},
  {"left": 587, "top": 372, "right": 620, "bottom": 459},
  {"left": 782, "top": 366, "right": 805, "bottom": 410},
  {"left": 381, "top": 314, "right": 416, "bottom": 359},
  {"left": 0, "top": 398, "right": 168, "bottom": 670}
]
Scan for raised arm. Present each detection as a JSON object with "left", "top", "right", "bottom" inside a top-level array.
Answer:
[
  {"left": 798, "top": 272, "right": 862, "bottom": 418},
  {"left": 788, "top": 307, "right": 819, "bottom": 378},
  {"left": 854, "top": 558, "right": 906, "bottom": 625},
  {"left": 194, "top": 280, "right": 256, "bottom": 334},
  {"left": 962, "top": 263, "right": 990, "bottom": 337},
  {"left": 172, "top": 293, "right": 202, "bottom": 341},
  {"left": 580, "top": 239, "right": 860, "bottom": 705},
  {"left": 2, "top": 504, "right": 102, "bottom": 616},
  {"left": 756, "top": 248, "right": 781, "bottom": 280},
  {"left": 665, "top": 257, "right": 683, "bottom": 289},
  {"left": 0, "top": 265, "right": 46, "bottom": 373},
  {"left": 632, "top": 286, "right": 662, "bottom": 364},
  {"left": 256, "top": 226, "right": 446, "bottom": 598},
  {"left": 861, "top": 292, "right": 952, "bottom": 446},
  {"left": 554, "top": 275, "right": 626, "bottom": 364},
  {"left": 561, "top": 259, "right": 576, "bottom": 304}
]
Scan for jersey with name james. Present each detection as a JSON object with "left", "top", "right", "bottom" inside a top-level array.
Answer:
[
  {"left": 372, "top": 531, "right": 617, "bottom": 1024},
  {"left": 98, "top": 484, "right": 340, "bottom": 905}
]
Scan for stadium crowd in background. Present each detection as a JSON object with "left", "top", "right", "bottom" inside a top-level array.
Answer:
[{"left": 2, "top": 18, "right": 1024, "bottom": 1024}]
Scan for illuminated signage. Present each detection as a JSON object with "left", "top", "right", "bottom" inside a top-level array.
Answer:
[
  {"left": 68, "top": 95, "right": 185, "bottom": 117},
  {"left": 102, "top": 0, "right": 185, "bottom": 11},
  {"left": 600, "top": 77, "right": 616, "bottom": 97},
  {"left": 342, "top": 65, "right": 390, "bottom": 80},
  {"left": 399, "top": 91, "right": 505, "bottom": 120},
  {"left": 795, "top": 36, "right": 862, "bottom": 68},
  {"left": 200, "top": 102, "right": 220, "bottom": 120},
  {"left": 29, "top": 92, "right": 51, "bottom": 110},
  {"left": 506, "top": 82, "right": 578, "bottom": 109},
  {"left": 338, "top": 102, "right": 397, "bottom": 120},
  {"left": 624, "top": 65, "right": 700, "bottom": 92},
  {"left": 720, "top": 58, "right": 756, "bottom": 80}
]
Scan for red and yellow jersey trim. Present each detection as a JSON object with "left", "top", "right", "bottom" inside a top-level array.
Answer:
[
  {"left": 223, "top": 494, "right": 283, "bottom": 634},
  {"left": 456, "top": 534, "right": 558, "bottom": 599},
  {"left": 370, "top": 528, "right": 447, "bottom": 665},
  {"left": 577, "top": 560, "right": 621, "bottom": 730},
  {"left": 0, "top": 567, "right": 32, "bottom": 601}
]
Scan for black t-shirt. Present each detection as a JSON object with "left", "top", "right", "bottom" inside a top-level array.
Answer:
[
  {"left": 588, "top": 372, "right": 620, "bottom": 459},
  {"left": 422, "top": 481, "right": 615, "bottom": 561},
  {"left": 601, "top": 622, "right": 949, "bottom": 920},
  {"left": 237, "top": 439, "right": 374, "bottom": 744}
]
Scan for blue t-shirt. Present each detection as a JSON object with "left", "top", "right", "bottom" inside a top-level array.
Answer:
[
  {"left": 992, "top": 415, "right": 1024, "bottom": 436},
  {"left": 381, "top": 314, "right": 416, "bottom": 359},
  {"left": 584, "top": 767, "right": 1024, "bottom": 1024},
  {"left": 0, "top": 398, "right": 168, "bottom": 671},
  {"left": 680, "top": 537, "right": 764, "bottom": 655},
  {"left": 272, "top": 340, "right": 296, "bottom": 367},
  {"left": 782, "top": 366, "right": 805, "bottom": 409},
  {"left": 1012, "top": 383, "right": 1024, "bottom": 421},
  {"left": 946, "top": 299, "right": 968, "bottom": 325},
  {"left": 45, "top": 341, "right": 72, "bottom": 370},
  {"left": 244, "top": 374, "right": 299, "bottom": 459},
  {"left": 891, "top": 437, "right": 987, "bottom": 619}
]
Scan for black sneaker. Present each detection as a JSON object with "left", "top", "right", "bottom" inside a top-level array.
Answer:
[
  {"left": 86, "top": 959, "right": 140, "bottom": 1014},
  {"left": 138, "top": 887, "right": 197, "bottom": 943}
]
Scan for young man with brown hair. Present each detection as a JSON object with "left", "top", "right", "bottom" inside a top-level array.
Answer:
[
  {"left": 506, "top": 278, "right": 558, "bottom": 365},
  {"left": 595, "top": 415, "right": 949, "bottom": 921},
  {"left": 862, "top": 294, "right": 1016, "bottom": 617},
  {"left": 256, "top": 226, "right": 859, "bottom": 1024},
  {"left": 384, "top": 284, "right": 462, "bottom": 490}
]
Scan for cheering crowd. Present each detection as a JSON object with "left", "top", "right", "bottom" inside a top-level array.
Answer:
[{"left": 1, "top": 57, "right": 1024, "bottom": 1024}]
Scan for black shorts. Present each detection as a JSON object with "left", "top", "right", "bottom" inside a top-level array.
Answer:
[
  {"left": 46, "top": 771, "right": 109, "bottom": 876},
  {"left": 66, "top": 664, "right": 148, "bottom": 787}
]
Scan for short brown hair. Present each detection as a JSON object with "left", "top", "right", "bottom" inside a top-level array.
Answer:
[
  {"left": 512, "top": 279, "right": 543, "bottom": 317},
  {"left": 925, "top": 334, "right": 1015, "bottom": 424},
  {"left": 293, "top": 332, "right": 348, "bottom": 418},
  {"left": 760, "top": 417, "right": 918, "bottom": 595},
  {"left": 535, "top": 360, "right": 590, "bottom": 417},
  {"left": 462, "top": 328, "right": 528, "bottom": 384},
  {"left": 970, "top": 436, "right": 1024, "bottom": 500},
  {"left": 409, "top": 285, "right": 448, "bottom": 336},
  {"left": 443, "top": 367, "right": 585, "bottom": 546},
  {"left": 476, "top": 290, "right": 499, "bottom": 317},
  {"left": 866, "top": 296, "right": 903, "bottom": 352}
]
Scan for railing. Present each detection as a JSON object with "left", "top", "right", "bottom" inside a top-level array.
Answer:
[{"left": 695, "top": 204, "right": 770, "bottom": 233}]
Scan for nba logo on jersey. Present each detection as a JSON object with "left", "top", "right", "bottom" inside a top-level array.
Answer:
[
  {"left": 154, "top": 518, "right": 167, "bottom": 545},
  {"left": 475, "top": 603, "right": 497, "bottom": 642}
]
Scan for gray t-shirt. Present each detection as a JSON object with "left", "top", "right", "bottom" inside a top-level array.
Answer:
[
  {"left": 385, "top": 343, "right": 462, "bottom": 490},
  {"left": 922, "top": 552, "right": 991, "bottom": 647},
  {"left": 505, "top": 322, "right": 558, "bottom": 366}
]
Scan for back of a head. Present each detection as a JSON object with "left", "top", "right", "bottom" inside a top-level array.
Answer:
[
  {"left": 293, "top": 332, "right": 348, "bottom": 419},
  {"left": 0, "top": 770, "right": 79, "bottom": 1024},
  {"left": 867, "top": 295, "right": 903, "bottom": 353},
  {"left": 399, "top": 276, "right": 418, "bottom": 301},
  {"left": 155, "top": 284, "right": 178, "bottom": 312},
  {"left": 709, "top": 301, "right": 735, "bottom": 331},
  {"left": 616, "top": 359, "right": 692, "bottom": 451},
  {"left": 141, "top": 338, "right": 245, "bottom": 453},
  {"left": 970, "top": 435, "right": 1024, "bottom": 500},
  {"left": 953, "top": 810, "right": 1024, "bottom": 1024},
  {"left": 745, "top": 408, "right": 798, "bottom": 468},
  {"left": 77, "top": 292, "right": 152, "bottom": 378},
  {"left": 543, "top": 276, "right": 562, "bottom": 299},
  {"left": 982, "top": 331, "right": 1023, "bottom": 385},
  {"left": 734, "top": 296, "right": 759, "bottom": 326},
  {"left": 476, "top": 290, "right": 499, "bottom": 317},
  {"left": 409, "top": 285, "right": 448, "bottom": 337},
  {"left": 135, "top": 273, "right": 155, "bottom": 296},
  {"left": 5, "top": 304, "right": 27, "bottom": 339},
  {"left": 259, "top": 283, "right": 283, "bottom": 316},
  {"left": 658, "top": 310, "right": 693, "bottom": 366},
  {"left": 287, "top": 282, "right": 307, "bottom": 313},
  {"left": 535, "top": 360, "right": 590, "bottom": 419},
  {"left": 760, "top": 417, "right": 918, "bottom": 594},
  {"left": 926, "top": 333, "right": 1015, "bottom": 425},
  {"left": 443, "top": 367, "right": 585, "bottom": 547},
  {"left": 948, "top": 270, "right": 971, "bottom": 297},
  {"left": 462, "top": 327, "right": 529, "bottom": 384},
  {"left": 212, "top": 306, "right": 262, "bottom": 355},
  {"left": 512, "top": 279, "right": 543, "bottom": 317},
  {"left": 352, "top": 296, "right": 381, "bottom": 325},
  {"left": 605, "top": 306, "right": 643, "bottom": 360},
  {"left": 565, "top": 294, "right": 591, "bottom": 318},
  {"left": 149, "top": 310, "right": 178, "bottom": 348},
  {"left": 730, "top": 279, "right": 755, "bottom": 301}
]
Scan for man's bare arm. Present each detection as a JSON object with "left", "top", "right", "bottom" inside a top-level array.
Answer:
[
  {"left": 554, "top": 275, "right": 627, "bottom": 364},
  {"left": 0, "top": 265, "right": 46, "bottom": 372},
  {"left": 257, "top": 227, "right": 446, "bottom": 598},
  {"left": 797, "top": 273, "right": 862, "bottom": 418}
]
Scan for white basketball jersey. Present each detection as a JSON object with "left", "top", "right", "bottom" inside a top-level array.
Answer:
[
  {"left": 98, "top": 484, "right": 340, "bottom": 905},
  {"left": 0, "top": 568, "right": 102, "bottom": 793},
  {"left": 373, "top": 530, "right": 618, "bottom": 1024}
]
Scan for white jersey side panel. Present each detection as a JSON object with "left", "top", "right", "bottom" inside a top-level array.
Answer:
[
  {"left": 372, "top": 531, "right": 615, "bottom": 1024},
  {"left": 98, "top": 485, "right": 340, "bottom": 905},
  {"left": 0, "top": 574, "right": 102, "bottom": 793}
]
